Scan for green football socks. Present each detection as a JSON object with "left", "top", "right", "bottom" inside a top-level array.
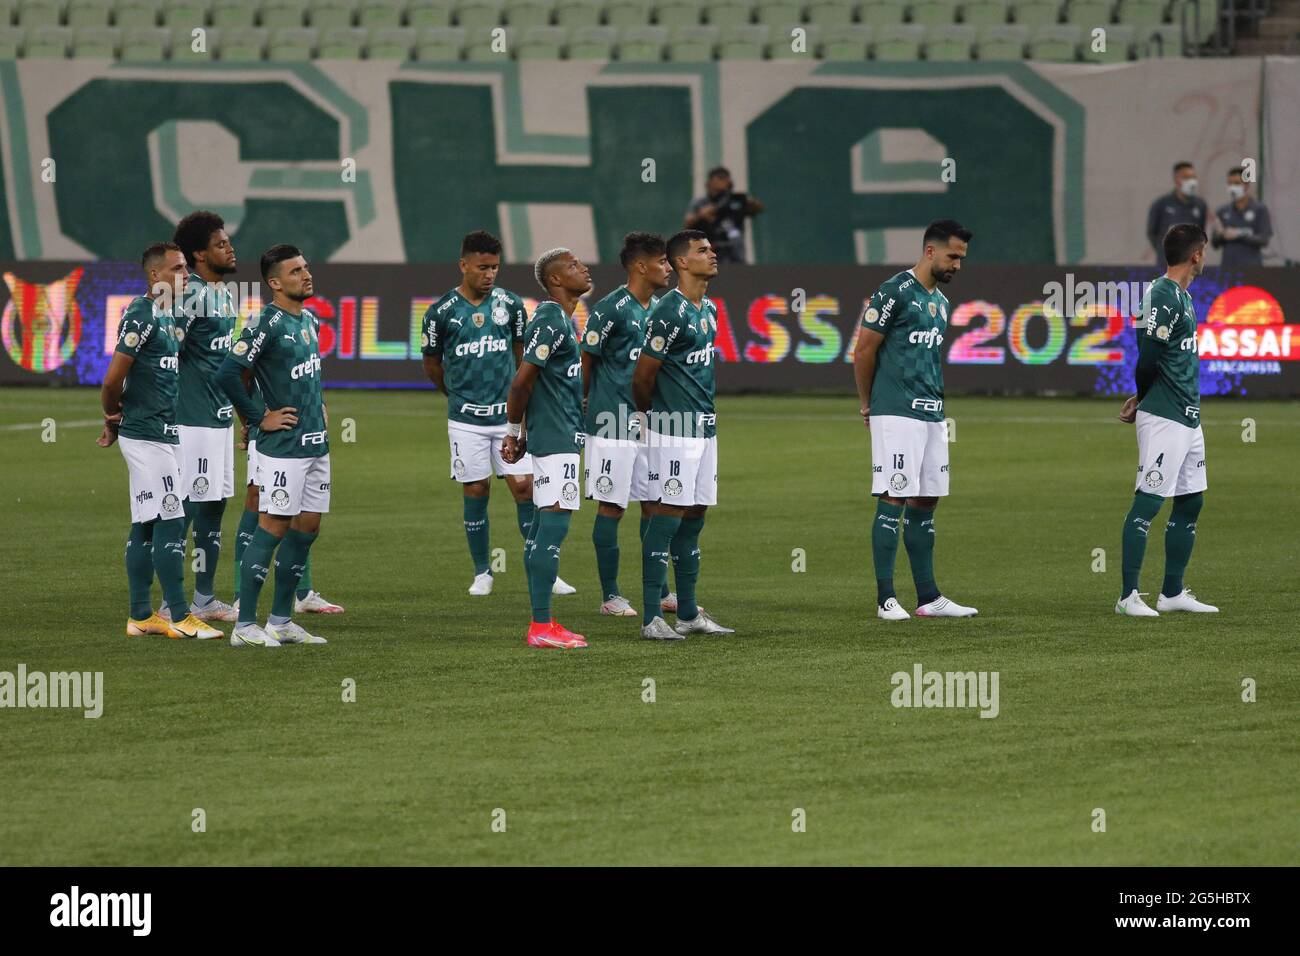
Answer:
[
  {"left": 463, "top": 495, "right": 490, "bottom": 575},
  {"left": 152, "top": 516, "right": 189, "bottom": 621},
  {"left": 872, "top": 499, "right": 904, "bottom": 606},
  {"left": 272, "top": 528, "right": 317, "bottom": 619},
  {"left": 238, "top": 527, "right": 281, "bottom": 626},
  {"left": 125, "top": 522, "right": 155, "bottom": 620},
  {"left": 903, "top": 505, "right": 939, "bottom": 607},
  {"left": 234, "top": 508, "right": 259, "bottom": 596},
  {"left": 1162, "top": 492, "right": 1203, "bottom": 598},
  {"left": 592, "top": 513, "right": 622, "bottom": 600},
  {"left": 526, "top": 509, "right": 571, "bottom": 624},
  {"left": 670, "top": 516, "right": 704, "bottom": 621},
  {"left": 188, "top": 498, "right": 226, "bottom": 603},
  {"left": 1121, "top": 491, "right": 1165, "bottom": 598},
  {"left": 641, "top": 514, "right": 681, "bottom": 625}
]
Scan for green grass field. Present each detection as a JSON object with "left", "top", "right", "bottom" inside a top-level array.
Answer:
[{"left": 1, "top": 387, "right": 1296, "bottom": 866}]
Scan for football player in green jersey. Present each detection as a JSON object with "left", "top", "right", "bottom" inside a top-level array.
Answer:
[
  {"left": 854, "top": 219, "right": 978, "bottom": 622},
  {"left": 97, "top": 242, "right": 222, "bottom": 641},
  {"left": 1115, "top": 223, "right": 1218, "bottom": 617},
  {"left": 218, "top": 245, "right": 331, "bottom": 648},
  {"left": 422, "top": 231, "right": 575, "bottom": 598},
  {"left": 170, "top": 211, "right": 239, "bottom": 623},
  {"left": 633, "top": 230, "right": 735, "bottom": 640},
  {"left": 581, "top": 232, "right": 672, "bottom": 618},
  {"left": 502, "top": 249, "right": 591, "bottom": 650}
]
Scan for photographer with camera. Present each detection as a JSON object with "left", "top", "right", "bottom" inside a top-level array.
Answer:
[{"left": 684, "top": 167, "right": 764, "bottom": 264}]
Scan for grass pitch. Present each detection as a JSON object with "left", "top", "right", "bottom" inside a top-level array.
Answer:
[{"left": 1, "top": 387, "right": 1296, "bottom": 866}]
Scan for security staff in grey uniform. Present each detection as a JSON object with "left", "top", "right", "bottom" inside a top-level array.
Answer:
[
  {"left": 1211, "top": 166, "right": 1272, "bottom": 268},
  {"left": 1147, "top": 162, "right": 1208, "bottom": 271}
]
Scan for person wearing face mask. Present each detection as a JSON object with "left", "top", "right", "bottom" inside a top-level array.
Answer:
[
  {"left": 1211, "top": 167, "right": 1272, "bottom": 269},
  {"left": 1147, "top": 162, "right": 1208, "bottom": 271}
]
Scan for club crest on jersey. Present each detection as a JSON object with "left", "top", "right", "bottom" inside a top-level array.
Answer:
[
  {"left": 421, "top": 333, "right": 429, "bottom": 348},
  {"left": 863, "top": 307, "right": 880, "bottom": 326},
  {"left": 664, "top": 477, "right": 683, "bottom": 498},
  {"left": 271, "top": 488, "right": 290, "bottom": 509},
  {"left": 233, "top": 340, "right": 249, "bottom": 356},
  {"left": 586, "top": 329, "right": 600, "bottom": 346},
  {"left": 562, "top": 481, "right": 578, "bottom": 503},
  {"left": 162, "top": 493, "right": 180, "bottom": 515},
  {"left": 492, "top": 306, "right": 509, "bottom": 326},
  {"left": 535, "top": 343, "right": 550, "bottom": 361},
  {"left": 1144, "top": 469, "right": 1164, "bottom": 489},
  {"left": 473, "top": 312, "right": 485, "bottom": 328},
  {"left": 453, "top": 458, "right": 466, "bottom": 479},
  {"left": 650, "top": 335, "right": 666, "bottom": 352},
  {"left": 928, "top": 302, "right": 938, "bottom": 318},
  {"left": 191, "top": 477, "right": 209, "bottom": 497},
  {"left": 596, "top": 474, "right": 613, "bottom": 495},
  {"left": 890, "top": 473, "right": 908, "bottom": 493},
  {"left": 1156, "top": 325, "right": 1170, "bottom": 341},
  {"left": 123, "top": 331, "right": 140, "bottom": 348}
]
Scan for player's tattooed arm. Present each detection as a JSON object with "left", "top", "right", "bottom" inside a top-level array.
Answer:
[
  {"left": 853, "top": 326, "right": 885, "bottom": 428},
  {"left": 97, "top": 351, "right": 134, "bottom": 447}
]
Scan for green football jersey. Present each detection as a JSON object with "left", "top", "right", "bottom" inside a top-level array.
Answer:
[
  {"left": 421, "top": 286, "right": 527, "bottom": 427},
  {"left": 1137, "top": 276, "right": 1201, "bottom": 428},
  {"left": 175, "top": 273, "right": 237, "bottom": 429},
  {"left": 225, "top": 304, "right": 328, "bottom": 459},
  {"left": 641, "top": 288, "right": 718, "bottom": 440},
  {"left": 581, "top": 284, "right": 657, "bottom": 439},
  {"left": 115, "top": 295, "right": 180, "bottom": 444},
  {"left": 521, "top": 301, "right": 584, "bottom": 457},
  {"left": 860, "top": 269, "right": 949, "bottom": 423}
]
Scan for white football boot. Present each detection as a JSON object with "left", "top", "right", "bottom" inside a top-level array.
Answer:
[
  {"left": 231, "top": 623, "right": 281, "bottom": 647},
  {"left": 877, "top": 597, "right": 910, "bottom": 621},
  {"left": 1156, "top": 589, "right": 1219, "bottom": 613},
  {"left": 1115, "top": 591, "right": 1160, "bottom": 617},
  {"left": 552, "top": 576, "right": 577, "bottom": 595},
  {"left": 915, "top": 595, "right": 979, "bottom": 618},
  {"left": 294, "top": 590, "right": 345, "bottom": 614},
  {"left": 600, "top": 596, "right": 637, "bottom": 617},
  {"left": 673, "top": 608, "right": 735, "bottom": 635},
  {"left": 641, "top": 616, "right": 684, "bottom": 641},
  {"left": 192, "top": 598, "right": 237, "bottom": 622},
  {"left": 468, "top": 572, "right": 494, "bottom": 596},
  {"left": 660, "top": 591, "right": 678, "bottom": 613},
  {"left": 266, "top": 619, "right": 328, "bottom": 645}
]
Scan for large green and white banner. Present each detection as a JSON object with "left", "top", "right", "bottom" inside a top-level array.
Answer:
[{"left": 0, "top": 58, "right": 1290, "bottom": 265}]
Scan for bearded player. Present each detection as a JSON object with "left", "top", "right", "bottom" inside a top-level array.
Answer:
[
  {"left": 423, "top": 230, "right": 575, "bottom": 598},
  {"left": 1115, "top": 223, "right": 1217, "bottom": 617},
  {"left": 502, "top": 249, "right": 591, "bottom": 650},
  {"left": 581, "top": 232, "right": 671, "bottom": 617},
  {"left": 853, "top": 219, "right": 978, "bottom": 622},
  {"left": 218, "top": 245, "right": 331, "bottom": 648},
  {"left": 632, "top": 230, "right": 734, "bottom": 641},
  {"left": 97, "top": 242, "right": 222, "bottom": 640}
]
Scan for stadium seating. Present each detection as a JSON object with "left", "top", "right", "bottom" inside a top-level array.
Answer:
[
  {"left": 168, "top": 22, "right": 210, "bottom": 56},
  {"left": 18, "top": 0, "right": 64, "bottom": 28},
  {"left": 516, "top": 23, "right": 565, "bottom": 55},
  {"left": 566, "top": 22, "right": 615, "bottom": 54},
  {"left": 976, "top": 22, "right": 1027, "bottom": 56},
  {"left": 72, "top": 23, "right": 117, "bottom": 51},
  {"left": 755, "top": 0, "right": 800, "bottom": 24},
  {"left": 161, "top": 0, "right": 207, "bottom": 28},
  {"left": 873, "top": 22, "right": 923, "bottom": 58},
  {"left": 1012, "top": 0, "right": 1060, "bottom": 24},
  {"left": 267, "top": 23, "right": 314, "bottom": 55},
  {"left": 858, "top": 0, "right": 907, "bottom": 26},
  {"left": 457, "top": 0, "right": 503, "bottom": 28},
  {"left": 115, "top": 0, "right": 161, "bottom": 26},
  {"left": 1065, "top": 0, "right": 1112, "bottom": 25},
  {"left": 616, "top": 22, "right": 665, "bottom": 57},
  {"left": 819, "top": 20, "right": 870, "bottom": 57},
  {"left": 1137, "top": 21, "right": 1180, "bottom": 55},
  {"left": 25, "top": 24, "right": 73, "bottom": 54},
  {"left": 67, "top": 0, "right": 112, "bottom": 26},
  {"left": 706, "top": 0, "right": 753, "bottom": 24},
  {"left": 356, "top": 0, "right": 400, "bottom": 27},
  {"left": 367, "top": 24, "right": 413, "bottom": 55},
  {"left": 316, "top": 23, "right": 365, "bottom": 53},
  {"left": 210, "top": 0, "right": 255, "bottom": 27},
  {"left": 806, "top": 0, "right": 854, "bottom": 23},
  {"left": 218, "top": 24, "right": 267, "bottom": 56},
  {"left": 415, "top": 24, "right": 466, "bottom": 57},
  {"left": 554, "top": 0, "right": 601, "bottom": 25},
  {"left": 717, "top": 21, "right": 766, "bottom": 56},
  {"left": 407, "top": 0, "right": 451, "bottom": 25},
  {"left": 0, "top": 27, "right": 23, "bottom": 55},
  {"left": 1117, "top": 0, "right": 1162, "bottom": 26},
  {"left": 506, "top": 0, "right": 554, "bottom": 28},
  {"left": 262, "top": 0, "right": 306, "bottom": 27},
  {"left": 911, "top": 0, "right": 959, "bottom": 26},
  {"left": 656, "top": 0, "right": 703, "bottom": 26},
  {"left": 1026, "top": 21, "right": 1079, "bottom": 57},
  {"left": 124, "top": 22, "right": 169, "bottom": 54},
  {"left": 604, "top": 0, "right": 650, "bottom": 26},
  {"left": 665, "top": 22, "right": 716, "bottom": 57},
  {"left": 925, "top": 21, "right": 975, "bottom": 58},
  {"left": 1079, "top": 19, "right": 1132, "bottom": 59}
]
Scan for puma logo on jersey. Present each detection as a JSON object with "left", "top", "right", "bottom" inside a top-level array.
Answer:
[
  {"left": 908, "top": 328, "right": 944, "bottom": 348},
  {"left": 290, "top": 354, "right": 321, "bottom": 380}
]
